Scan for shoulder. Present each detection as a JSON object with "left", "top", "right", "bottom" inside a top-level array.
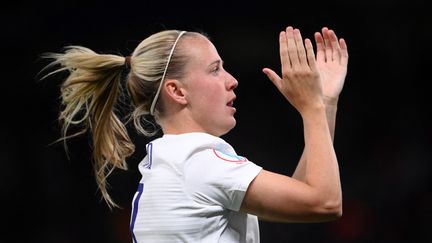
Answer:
[
  {"left": 184, "top": 147, "right": 262, "bottom": 185},
  {"left": 211, "top": 149, "right": 248, "bottom": 163},
  {"left": 187, "top": 148, "right": 250, "bottom": 169}
]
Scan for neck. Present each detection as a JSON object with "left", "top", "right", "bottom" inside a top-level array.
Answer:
[{"left": 158, "top": 110, "right": 206, "bottom": 135}]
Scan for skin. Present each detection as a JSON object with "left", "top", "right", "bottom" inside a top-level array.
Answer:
[
  {"left": 159, "top": 35, "right": 238, "bottom": 137},
  {"left": 160, "top": 26, "right": 348, "bottom": 223}
]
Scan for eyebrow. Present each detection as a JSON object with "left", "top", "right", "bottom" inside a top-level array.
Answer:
[{"left": 209, "top": 59, "right": 224, "bottom": 67}]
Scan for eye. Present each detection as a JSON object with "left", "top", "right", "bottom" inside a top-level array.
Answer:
[{"left": 212, "top": 65, "right": 220, "bottom": 73}]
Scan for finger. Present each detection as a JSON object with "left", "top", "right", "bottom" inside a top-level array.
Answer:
[
  {"left": 286, "top": 26, "right": 300, "bottom": 68},
  {"left": 305, "top": 38, "right": 317, "bottom": 72},
  {"left": 314, "top": 32, "right": 325, "bottom": 63},
  {"left": 294, "top": 28, "right": 307, "bottom": 65},
  {"left": 322, "top": 27, "right": 332, "bottom": 62},
  {"left": 339, "top": 38, "right": 349, "bottom": 66},
  {"left": 279, "top": 31, "right": 291, "bottom": 72},
  {"left": 263, "top": 68, "right": 282, "bottom": 89},
  {"left": 328, "top": 29, "right": 341, "bottom": 62}
]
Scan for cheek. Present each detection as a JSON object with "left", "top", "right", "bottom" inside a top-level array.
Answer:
[
  {"left": 193, "top": 82, "right": 224, "bottom": 105},
  {"left": 205, "top": 85, "right": 225, "bottom": 107}
]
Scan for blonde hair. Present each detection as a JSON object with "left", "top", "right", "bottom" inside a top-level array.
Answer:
[{"left": 41, "top": 30, "right": 203, "bottom": 208}]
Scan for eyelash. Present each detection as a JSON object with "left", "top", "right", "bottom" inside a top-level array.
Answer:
[{"left": 212, "top": 66, "right": 220, "bottom": 73}]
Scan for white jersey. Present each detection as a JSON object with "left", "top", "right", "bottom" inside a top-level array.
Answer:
[{"left": 130, "top": 132, "right": 263, "bottom": 243}]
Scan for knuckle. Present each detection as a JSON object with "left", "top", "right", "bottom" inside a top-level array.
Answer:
[{"left": 291, "top": 69, "right": 318, "bottom": 79}]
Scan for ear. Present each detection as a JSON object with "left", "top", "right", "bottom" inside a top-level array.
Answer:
[{"left": 163, "top": 79, "right": 188, "bottom": 105}]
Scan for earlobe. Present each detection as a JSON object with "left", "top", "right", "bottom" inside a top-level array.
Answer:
[{"left": 164, "top": 79, "right": 188, "bottom": 105}]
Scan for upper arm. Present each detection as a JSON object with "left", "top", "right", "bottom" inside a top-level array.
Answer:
[
  {"left": 184, "top": 149, "right": 262, "bottom": 211},
  {"left": 240, "top": 170, "right": 342, "bottom": 223}
]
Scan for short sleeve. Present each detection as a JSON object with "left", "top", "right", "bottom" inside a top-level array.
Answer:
[{"left": 184, "top": 148, "right": 262, "bottom": 211}]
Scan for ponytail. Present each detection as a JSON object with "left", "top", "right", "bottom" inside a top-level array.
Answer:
[
  {"left": 41, "top": 30, "right": 202, "bottom": 208},
  {"left": 42, "top": 46, "right": 134, "bottom": 208}
]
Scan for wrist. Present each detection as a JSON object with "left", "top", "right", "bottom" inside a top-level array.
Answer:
[
  {"left": 323, "top": 96, "right": 339, "bottom": 107},
  {"left": 300, "top": 102, "right": 326, "bottom": 118}
]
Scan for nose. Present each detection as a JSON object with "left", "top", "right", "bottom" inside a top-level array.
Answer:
[{"left": 226, "top": 72, "right": 238, "bottom": 91}]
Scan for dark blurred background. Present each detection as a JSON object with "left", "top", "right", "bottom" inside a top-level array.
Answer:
[{"left": 1, "top": 0, "right": 431, "bottom": 242}]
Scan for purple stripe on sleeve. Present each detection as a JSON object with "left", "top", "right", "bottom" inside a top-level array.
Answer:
[
  {"left": 146, "top": 143, "right": 153, "bottom": 169},
  {"left": 130, "top": 183, "right": 144, "bottom": 243}
]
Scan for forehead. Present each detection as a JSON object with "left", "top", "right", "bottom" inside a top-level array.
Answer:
[{"left": 180, "top": 35, "right": 221, "bottom": 67}]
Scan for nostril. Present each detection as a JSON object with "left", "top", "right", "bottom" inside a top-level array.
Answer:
[{"left": 228, "top": 79, "right": 238, "bottom": 90}]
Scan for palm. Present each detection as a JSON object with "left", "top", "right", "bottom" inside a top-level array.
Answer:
[
  {"left": 317, "top": 59, "right": 347, "bottom": 99},
  {"left": 314, "top": 28, "right": 349, "bottom": 100}
]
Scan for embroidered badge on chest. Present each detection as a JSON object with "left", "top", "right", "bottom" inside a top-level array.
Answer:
[{"left": 212, "top": 149, "right": 247, "bottom": 163}]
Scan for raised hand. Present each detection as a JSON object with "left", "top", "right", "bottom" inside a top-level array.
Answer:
[
  {"left": 263, "top": 26, "right": 323, "bottom": 114},
  {"left": 314, "top": 27, "right": 348, "bottom": 103}
]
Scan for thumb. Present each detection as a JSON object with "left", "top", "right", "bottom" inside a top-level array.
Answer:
[{"left": 262, "top": 68, "right": 281, "bottom": 89}]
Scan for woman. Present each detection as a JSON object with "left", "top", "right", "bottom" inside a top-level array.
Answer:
[{"left": 43, "top": 25, "right": 348, "bottom": 242}]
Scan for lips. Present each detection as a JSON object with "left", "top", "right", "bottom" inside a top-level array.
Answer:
[{"left": 227, "top": 96, "right": 236, "bottom": 107}]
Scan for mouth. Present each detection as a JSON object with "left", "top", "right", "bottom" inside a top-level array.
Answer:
[{"left": 227, "top": 97, "right": 236, "bottom": 107}]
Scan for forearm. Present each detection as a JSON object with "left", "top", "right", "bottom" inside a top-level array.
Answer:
[
  {"left": 299, "top": 104, "right": 341, "bottom": 204},
  {"left": 292, "top": 98, "right": 338, "bottom": 180},
  {"left": 323, "top": 96, "right": 338, "bottom": 140}
]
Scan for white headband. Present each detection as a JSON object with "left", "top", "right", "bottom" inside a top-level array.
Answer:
[{"left": 150, "top": 31, "right": 187, "bottom": 116}]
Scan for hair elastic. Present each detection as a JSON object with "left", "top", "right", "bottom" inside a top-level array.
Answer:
[
  {"left": 124, "top": 56, "right": 131, "bottom": 69},
  {"left": 150, "top": 31, "right": 187, "bottom": 116}
]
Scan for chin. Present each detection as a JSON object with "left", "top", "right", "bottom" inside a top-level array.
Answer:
[
  {"left": 216, "top": 118, "right": 237, "bottom": 137},
  {"left": 229, "top": 118, "right": 237, "bottom": 130}
]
